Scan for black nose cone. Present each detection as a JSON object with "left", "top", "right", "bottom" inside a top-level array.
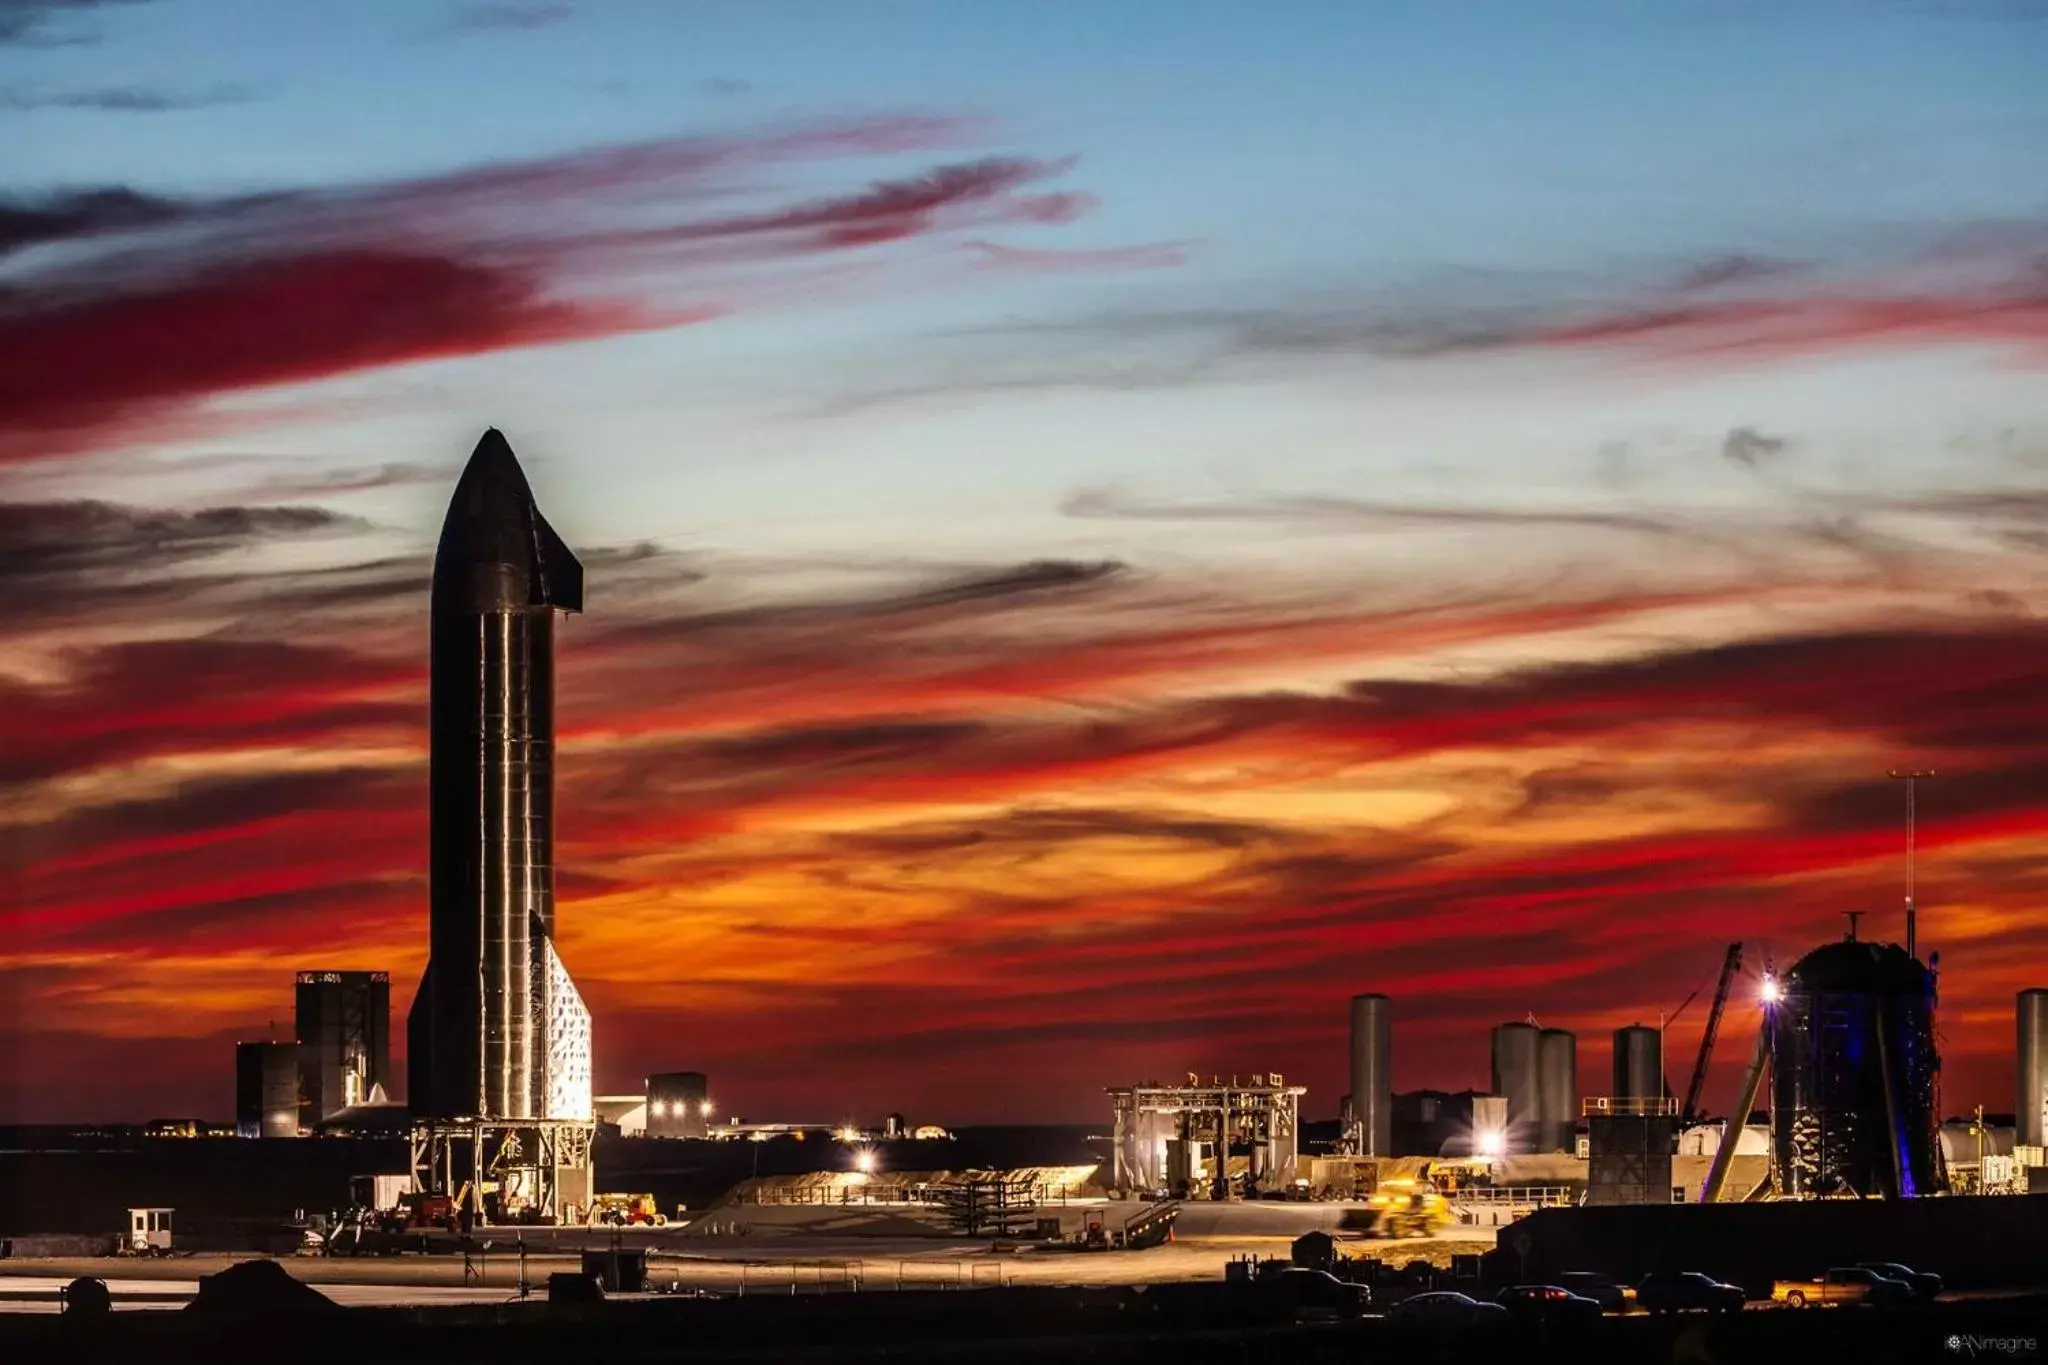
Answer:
[{"left": 433, "top": 428, "right": 584, "bottom": 612}]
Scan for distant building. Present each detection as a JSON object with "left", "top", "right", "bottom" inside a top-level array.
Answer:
[
  {"left": 1392, "top": 1089, "right": 1502, "bottom": 1157},
  {"left": 593, "top": 1093, "right": 647, "bottom": 1135},
  {"left": 236, "top": 1041, "right": 300, "bottom": 1139},
  {"left": 295, "top": 970, "right": 391, "bottom": 1127},
  {"left": 645, "top": 1072, "right": 710, "bottom": 1139}
]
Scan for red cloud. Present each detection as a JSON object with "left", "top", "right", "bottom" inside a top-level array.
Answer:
[
  {"left": 0, "top": 251, "right": 704, "bottom": 462},
  {"left": 1530, "top": 290, "right": 2048, "bottom": 365},
  {"left": 0, "top": 118, "right": 1172, "bottom": 464},
  {"left": 961, "top": 238, "right": 1191, "bottom": 272}
]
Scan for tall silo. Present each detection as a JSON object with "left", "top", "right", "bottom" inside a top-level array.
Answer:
[
  {"left": 2020, "top": 989, "right": 2048, "bottom": 1149},
  {"left": 1612, "top": 1024, "right": 1662, "bottom": 1107},
  {"left": 1769, "top": 937, "right": 1941, "bottom": 1198},
  {"left": 1349, "top": 994, "right": 1392, "bottom": 1157},
  {"left": 1538, "top": 1028, "right": 1578, "bottom": 1152},
  {"left": 1490, "top": 1022, "right": 1541, "bottom": 1154}
]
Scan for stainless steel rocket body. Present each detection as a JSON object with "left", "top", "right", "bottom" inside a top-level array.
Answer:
[{"left": 409, "top": 431, "right": 583, "bottom": 1122}]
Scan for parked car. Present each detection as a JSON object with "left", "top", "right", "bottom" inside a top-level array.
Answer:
[
  {"left": 1771, "top": 1267, "right": 1912, "bottom": 1308},
  {"left": 1387, "top": 1291, "right": 1511, "bottom": 1329},
  {"left": 1857, "top": 1262, "right": 1943, "bottom": 1299},
  {"left": 1263, "top": 1267, "right": 1371, "bottom": 1321},
  {"left": 1636, "top": 1271, "right": 1747, "bottom": 1315},
  {"left": 1555, "top": 1271, "right": 1628, "bottom": 1313},
  {"left": 1494, "top": 1284, "right": 1604, "bottom": 1326}
]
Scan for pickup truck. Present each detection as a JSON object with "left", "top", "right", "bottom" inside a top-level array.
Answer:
[{"left": 1771, "top": 1267, "right": 1913, "bottom": 1308}]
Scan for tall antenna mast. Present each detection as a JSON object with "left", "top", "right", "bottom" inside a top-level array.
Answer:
[{"left": 1889, "top": 769, "right": 1934, "bottom": 959}]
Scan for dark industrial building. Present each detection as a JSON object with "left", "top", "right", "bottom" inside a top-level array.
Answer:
[
  {"left": 1391, "top": 1089, "right": 1490, "bottom": 1157},
  {"left": 646, "top": 1071, "right": 711, "bottom": 1139},
  {"left": 1768, "top": 936, "right": 1941, "bottom": 1198},
  {"left": 1585, "top": 1107, "right": 1677, "bottom": 1205},
  {"left": 234, "top": 1042, "right": 299, "bottom": 1139},
  {"left": 294, "top": 969, "right": 391, "bottom": 1127}
]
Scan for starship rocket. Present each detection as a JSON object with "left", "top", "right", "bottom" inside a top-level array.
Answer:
[{"left": 408, "top": 429, "right": 592, "bottom": 1123}]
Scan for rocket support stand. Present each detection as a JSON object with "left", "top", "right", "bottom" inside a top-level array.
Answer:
[{"left": 410, "top": 1119, "right": 595, "bottom": 1226}]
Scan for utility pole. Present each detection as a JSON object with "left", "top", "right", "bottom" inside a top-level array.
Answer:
[{"left": 1889, "top": 769, "right": 1935, "bottom": 959}]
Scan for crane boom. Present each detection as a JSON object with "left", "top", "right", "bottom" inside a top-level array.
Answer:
[{"left": 1681, "top": 942, "right": 1743, "bottom": 1125}]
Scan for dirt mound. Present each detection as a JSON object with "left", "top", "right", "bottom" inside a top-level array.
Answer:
[{"left": 184, "top": 1259, "right": 343, "bottom": 1318}]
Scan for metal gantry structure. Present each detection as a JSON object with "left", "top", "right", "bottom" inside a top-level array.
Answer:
[
  {"left": 409, "top": 1118, "right": 594, "bottom": 1226},
  {"left": 1107, "top": 1073, "right": 1305, "bottom": 1198}
]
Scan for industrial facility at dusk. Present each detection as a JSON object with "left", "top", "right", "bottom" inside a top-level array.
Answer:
[
  {"left": 9, "top": 429, "right": 2048, "bottom": 1358},
  {"left": 11, "top": 6, "right": 2048, "bottom": 1350}
]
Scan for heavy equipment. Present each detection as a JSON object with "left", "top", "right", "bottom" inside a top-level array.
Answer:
[
  {"left": 1360, "top": 1179, "right": 1452, "bottom": 1238},
  {"left": 589, "top": 1192, "right": 667, "bottom": 1227}
]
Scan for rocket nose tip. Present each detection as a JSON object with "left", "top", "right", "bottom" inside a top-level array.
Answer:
[
  {"left": 469, "top": 426, "right": 514, "bottom": 462},
  {"left": 458, "top": 428, "right": 533, "bottom": 496}
]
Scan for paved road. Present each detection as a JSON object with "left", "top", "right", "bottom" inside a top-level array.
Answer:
[
  {"left": 0, "top": 1205, "right": 1497, "bottom": 1311},
  {"left": 0, "top": 1228, "right": 1490, "bottom": 1305},
  {"left": 0, "top": 1276, "right": 529, "bottom": 1314}
]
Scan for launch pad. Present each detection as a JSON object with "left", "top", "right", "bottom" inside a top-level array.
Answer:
[{"left": 410, "top": 1119, "right": 594, "bottom": 1225}]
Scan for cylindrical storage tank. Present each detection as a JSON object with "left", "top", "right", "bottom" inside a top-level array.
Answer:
[
  {"left": 1612, "top": 1024, "right": 1662, "bottom": 1108},
  {"left": 1769, "top": 939, "right": 1941, "bottom": 1199},
  {"left": 1538, "top": 1028, "right": 1577, "bottom": 1152},
  {"left": 2020, "top": 990, "right": 2048, "bottom": 1149},
  {"left": 1490, "top": 1022, "right": 1541, "bottom": 1154},
  {"left": 1349, "top": 994, "right": 1392, "bottom": 1157}
]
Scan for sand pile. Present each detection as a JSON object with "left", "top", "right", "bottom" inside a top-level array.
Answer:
[{"left": 184, "top": 1259, "right": 343, "bottom": 1318}]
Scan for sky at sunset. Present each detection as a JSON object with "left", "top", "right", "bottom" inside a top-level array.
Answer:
[{"left": 5, "top": 0, "right": 2048, "bottom": 1128}]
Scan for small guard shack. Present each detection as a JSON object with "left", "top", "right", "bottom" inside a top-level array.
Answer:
[{"left": 127, "top": 1208, "right": 174, "bottom": 1253}]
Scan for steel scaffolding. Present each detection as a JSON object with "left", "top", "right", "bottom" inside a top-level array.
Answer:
[
  {"left": 1107, "top": 1073, "right": 1305, "bottom": 1198},
  {"left": 410, "top": 1118, "right": 594, "bottom": 1225}
]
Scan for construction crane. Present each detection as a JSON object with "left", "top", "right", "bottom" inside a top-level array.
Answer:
[{"left": 1681, "top": 942, "right": 1744, "bottom": 1126}]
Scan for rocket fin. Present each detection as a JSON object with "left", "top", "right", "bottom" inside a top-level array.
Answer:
[
  {"left": 540, "top": 938, "right": 592, "bottom": 1121},
  {"left": 406, "top": 960, "right": 436, "bottom": 1116}
]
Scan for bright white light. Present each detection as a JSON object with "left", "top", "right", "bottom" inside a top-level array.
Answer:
[
  {"left": 1477, "top": 1129, "right": 1505, "bottom": 1158},
  {"left": 854, "top": 1149, "right": 877, "bottom": 1174},
  {"left": 1761, "top": 976, "right": 1784, "bottom": 1004},
  {"left": 652, "top": 1100, "right": 668, "bottom": 1118},
  {"left": 700, "top": 1098, "right": 715, "bottom": 1118}
]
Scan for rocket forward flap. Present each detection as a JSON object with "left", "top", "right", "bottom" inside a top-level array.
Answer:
[
  {"left": 436, "top": 429, "right": 584, "bottom": 615},
  {"left": 530, "top": 510, "right": 583, "bottom": 613}
]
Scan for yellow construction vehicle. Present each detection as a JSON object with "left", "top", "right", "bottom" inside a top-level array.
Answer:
[
  {"left": 1361, "top": 1179, "right": 1452, "bottom": 1239},
  {"left": 589, "top": 1192, "right": 667, "bottom": 1227}
]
